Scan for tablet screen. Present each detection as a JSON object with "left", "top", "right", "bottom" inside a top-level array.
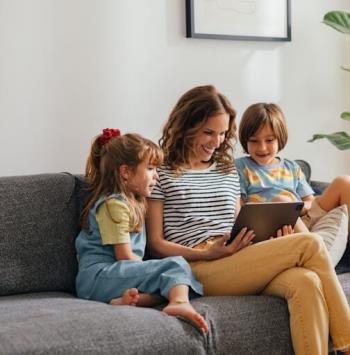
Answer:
[{"left": 227, "top": 201, "right": 304, "bottom": 244}]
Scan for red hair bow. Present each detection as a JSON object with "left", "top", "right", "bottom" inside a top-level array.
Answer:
[{"left": 99, "top": 128, "right": 121, "bottom": 146}]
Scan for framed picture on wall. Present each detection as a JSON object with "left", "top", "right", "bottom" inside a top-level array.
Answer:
[{"left": 185, "top": 0, "right": 291, "bottom": 42}]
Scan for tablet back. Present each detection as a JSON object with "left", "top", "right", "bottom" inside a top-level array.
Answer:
[{"left": 229, "top": 202, "right": 304, "bottom": 244}]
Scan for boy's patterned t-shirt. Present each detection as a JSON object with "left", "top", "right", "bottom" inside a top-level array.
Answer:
[{"left": 235, "top": 156, "right": 314, "bottom": 203}]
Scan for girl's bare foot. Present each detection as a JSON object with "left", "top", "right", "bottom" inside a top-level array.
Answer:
[
  {"left": 163, "top": 301, "right": 209, "bottom": 333},
  {"left": 109, "top": 288, "right": 139, "bottom": 306}
]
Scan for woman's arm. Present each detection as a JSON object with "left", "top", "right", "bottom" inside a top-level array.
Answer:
[
  {"left": 146, "top": 200, "right": 209, "bottom": 261},
  {"left": 113, "top": 243, "right": 141, "bottom": 261},
  {"left": 146, "top": 200, "right": 254, "bottom": 261}
]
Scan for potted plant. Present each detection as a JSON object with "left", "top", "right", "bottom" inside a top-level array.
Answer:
[{"left": 308, "top": 10, "right": 350, "bottom": 150}]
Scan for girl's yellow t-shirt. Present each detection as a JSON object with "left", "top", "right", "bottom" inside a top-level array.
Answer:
[{"left": 96, "top": 199, "right": 130, "bottom": 245}]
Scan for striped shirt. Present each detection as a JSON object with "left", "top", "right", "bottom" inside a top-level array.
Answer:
[{"left": 149, "top": 163, "right": 240, "bottom": 248}]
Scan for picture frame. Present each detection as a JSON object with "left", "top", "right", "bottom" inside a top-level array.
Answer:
[{"left": 186, "top": 0, "right": 291, "bottom": 42}]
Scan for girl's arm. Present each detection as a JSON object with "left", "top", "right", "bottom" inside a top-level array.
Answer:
[
  {"left": 97, "top": 199, "right": 140, "bottom": 260},
  {"left": 301, "top": 195, "right": 314, "bottom": 215},
  {"left": 146, "top": 200, "right": 253, "bottom": 262},
  {"left": 113, "top": 243, "right": 141, "bottom": 261}
]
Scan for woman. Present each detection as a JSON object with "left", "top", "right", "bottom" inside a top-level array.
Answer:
[{"left": 146, "top": 85, "right": 350, "bottom": 355}]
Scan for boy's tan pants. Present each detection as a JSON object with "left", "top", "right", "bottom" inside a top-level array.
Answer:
[{"left": 190, "top": 233, "right": 350, "bottom": 355}]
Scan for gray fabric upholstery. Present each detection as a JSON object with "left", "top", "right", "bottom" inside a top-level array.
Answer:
[
  {"left": 0, "top": 292, "right": 294, "bottom": 355},
  {"left": 295, "top": 159, "right": 311, "bottom": 182},
  {"left": 0, "top": 170, "right": 349, "bottom": 354},
  {"left": 0, "top": 174, "right": 78, "bottom": 296}
]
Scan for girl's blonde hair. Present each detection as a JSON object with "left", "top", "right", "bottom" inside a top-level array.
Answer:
[
  {"left": 239, "top": 103, "right": 288, "bottom": 153},
  {"left": 159, "top": 85, "right": 237, "bottom": 173},
  {"left": 81, "top": 132, "right": 163, "bottom": 232}
]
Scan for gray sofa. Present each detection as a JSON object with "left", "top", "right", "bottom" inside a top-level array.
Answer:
[{"left": 0, "top": 160, "right": 349, "bottom": 355}]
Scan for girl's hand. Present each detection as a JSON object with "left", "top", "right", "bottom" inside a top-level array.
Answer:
[
  {"left": 204, "top": 228, "right": 255, "bottom": 261},
  {"left": 114, "top": 243, "right": 141, "bottom": 261},
  {"left": 275, "top": 225, "right": 294, "bottom": 238}
]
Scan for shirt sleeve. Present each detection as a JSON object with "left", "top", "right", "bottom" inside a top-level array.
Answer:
[
  {"left": 96, "top": 199, "right": 131, "bottom": 245},
  {"left": 235, "top": 159, "right": 248, "bottom": 202},
  {"left": 295, "top": 164, "right": 315, "bottom": 198}
]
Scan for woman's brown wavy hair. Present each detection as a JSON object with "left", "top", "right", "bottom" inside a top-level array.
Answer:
[
  {"left": 159, "top": 85, "right": 237, "bottom": 173},
  {"left": 81, "top": 133, "right": 163, "bottom": 232}
]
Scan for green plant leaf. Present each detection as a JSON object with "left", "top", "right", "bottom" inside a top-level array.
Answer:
[
  {"left": 341, "top": 65, "right": 350, "bottom": 72},
  {"left": 308, "top": 131, "right": 350, "bottom": 150},
  {"left": 341, "top": 112, "right": 350, "bottom": 121},
  {"left": 323, "top": 11, "right": 350, "bottom": 34}
]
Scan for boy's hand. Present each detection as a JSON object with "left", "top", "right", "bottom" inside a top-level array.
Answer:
[{"left": 275, "top": 225, "right": 294, "bottom": 238}]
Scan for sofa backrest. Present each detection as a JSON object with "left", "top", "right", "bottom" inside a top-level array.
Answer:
[
  {"left": 0, "top": 173, "right": 79, "bottom": 296},
  {"left": 295, "top": 159, "right": 311, "bottom": 182}
]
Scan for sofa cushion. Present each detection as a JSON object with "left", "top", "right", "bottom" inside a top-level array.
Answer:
[
  {"left": 310, "top": 204, "right": 348, "bottom": 267},
  {"left": 0, "top": 292, "right": 294, "bottom": 355},
  {"left": 296, "top": 159, "right": 350, "bottom": 274},
  {"left": 0, "top": 174, "right": 79, "bottom": 296}
]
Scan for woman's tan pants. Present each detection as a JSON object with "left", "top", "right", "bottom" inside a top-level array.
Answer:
[{"left": 190, "top": 233, "right": 350, "bottom": 355}]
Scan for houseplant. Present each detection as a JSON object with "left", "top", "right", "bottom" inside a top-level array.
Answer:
[{"left": 308, "top": 10, "right": 350, "bottom": 150}]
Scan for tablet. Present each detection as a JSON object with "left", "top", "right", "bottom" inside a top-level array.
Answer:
[{"left": 227, "top": 201, "right": 304, "bottom": 244}]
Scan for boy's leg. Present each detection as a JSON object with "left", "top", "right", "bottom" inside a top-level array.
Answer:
[
  {"left": 190, "top": 233, "right": 350, "bottom": 351},
  {"left": 316, "top": 175, "right": 350, "bottom": 234},
  {"left": 294, "top": 217, "right": 309, "bottom": 233}
]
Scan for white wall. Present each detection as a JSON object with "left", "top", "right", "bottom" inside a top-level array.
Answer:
[{"left": 1, "top": 0, "right": 349, "bottom": 181}]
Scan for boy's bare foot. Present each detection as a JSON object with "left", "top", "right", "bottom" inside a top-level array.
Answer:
[
  {"left": 109, "top": 288, "right": 139, "bottom": 306},
  {"left": 163, "top": 301, "right": 209, "bottom": 333}
]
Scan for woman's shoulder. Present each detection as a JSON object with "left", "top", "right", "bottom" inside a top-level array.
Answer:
[
  {"left": 156, "top": 164, "right": 175, "bottom": 175},
  {"left": 214, "top": 162, "right": 239, "bottom": 179},
  {"left": 156, "top": 165, "right": 181, "bottom": 181}
]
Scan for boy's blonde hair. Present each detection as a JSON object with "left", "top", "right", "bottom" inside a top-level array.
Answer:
[
  {"left": 159, "top": 85, "right": 237, "bottom": 173},
  {"left": 239, "top": 103, "right": 288, "bottom": 153},
  {"left": 81, "top": 132, "right": 163, "bottom": 232}
]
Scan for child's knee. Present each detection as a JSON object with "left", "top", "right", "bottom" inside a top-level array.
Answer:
[
  {"left": 333, "top": 175, "right": 350, "bottom": 189},
  {"left": 167, "top": 256, "right": 191, "bottom": 271}
]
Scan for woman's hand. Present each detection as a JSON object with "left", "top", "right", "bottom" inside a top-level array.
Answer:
[{"left": 204, "top": 228, "right": 255, "bottom": 261}]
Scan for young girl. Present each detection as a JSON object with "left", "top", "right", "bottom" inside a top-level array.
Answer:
[
  {"left": 75, "top": 128, "right": 208, "bottom": 334},
  {"left": 236, "top": 103, "right": 350, "bottom": 240},
  {"left": 146, "top": 85, "right": 350, "bottom": 354}
]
